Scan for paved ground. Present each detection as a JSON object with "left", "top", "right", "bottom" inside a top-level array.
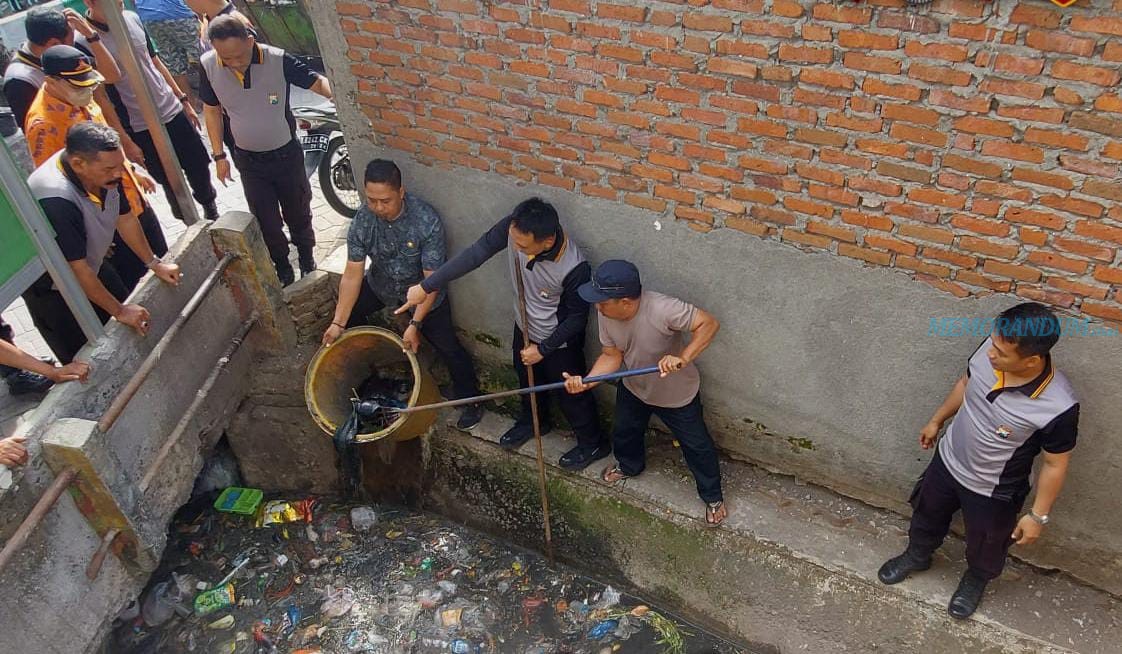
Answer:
[{"left": 1, "top": 110, "right": 353, "bottom": 437}]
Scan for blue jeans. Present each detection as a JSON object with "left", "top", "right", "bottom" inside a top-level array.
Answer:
[{"left": 612, "top": 383, "right": 723, "bottom": 503}]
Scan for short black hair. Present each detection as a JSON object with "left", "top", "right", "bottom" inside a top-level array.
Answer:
[
  {"left": 994, "top": 302, "right": 1061, "bottom": 358},
  {"left": 207, "top": 15, "right": 250, "bottom": 41},
  {"left": 65, "top": 121, "right": 120, "bottom": 159},
  {"left": 509, "top": 198, "right": 559, "bottom": 241},
  {"left": 26, "top": 7, "right": 70, "bottom": 46},
  {"left": 364, "top": 159, "right": 402, "bottom": 189}
]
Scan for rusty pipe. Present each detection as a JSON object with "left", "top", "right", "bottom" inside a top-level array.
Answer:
[
  {"left": 0, "top": 467, "right": 79, "bottom": 574},
  {"left": 98, "top": 252, "right": 238, "bottom": 433},
  {"left": 139, "top": 314, "right": 257, "bottom": 493},
  {"left": 86, "top": 528, "right": 121, "bottom": 581}
]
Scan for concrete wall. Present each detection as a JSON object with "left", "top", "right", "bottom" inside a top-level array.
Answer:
[
  {"left": 0, "top": 220, "right": 270, "bottom": 653},
  {"left": 307, "top": 2, "right": 1122, "bottom": 596}
]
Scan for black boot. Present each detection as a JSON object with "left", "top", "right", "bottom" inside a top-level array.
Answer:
[
  {"left": 203, "top": 201, "right": 220, "bottom": 221},
  {"left": 948, "top": 570, "right": 988, "bottom": 619},
  {"left": 877, "top": 548, "right": 932, "bottom": 585},
  {"left": 299, "top": 256, "right": 317, "bottom": 278}
]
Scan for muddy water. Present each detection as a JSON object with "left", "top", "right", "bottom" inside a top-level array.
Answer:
[{"left": 107, "top": 496, "right": 749, "bottom": 654}]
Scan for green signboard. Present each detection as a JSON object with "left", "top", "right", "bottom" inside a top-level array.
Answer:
[{"left": 0, "top": 183, "right": 44, "bottom": 307}]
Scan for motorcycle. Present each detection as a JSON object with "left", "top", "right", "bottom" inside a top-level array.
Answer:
[{"left": 294, "top": 102, "right": 361, "bottom": 218}]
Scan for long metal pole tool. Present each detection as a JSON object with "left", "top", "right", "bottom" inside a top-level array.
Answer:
[
  {"left": 390, "top": 366, "right": 661, "bottom": 415},
  {"left": 513, "top": 261, "right": 555, "bottom": 563}
]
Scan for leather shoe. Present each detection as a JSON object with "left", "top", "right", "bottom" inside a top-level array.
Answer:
[
  {"left": 948, "top": 570, "right": 987, "bottom": 619},
  {"left": 276, "top": 262, "right": 295, "bottom": 287},
  {"left": 558, "top": 445, "right": 611, "bottom": 471},
  {"left": 877, "top": 549, "right": 932, "bottom": 585}
]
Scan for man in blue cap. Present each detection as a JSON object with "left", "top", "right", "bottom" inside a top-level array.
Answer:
[{"left": 563, "top": 260, "right": 727, "bottom": 526}]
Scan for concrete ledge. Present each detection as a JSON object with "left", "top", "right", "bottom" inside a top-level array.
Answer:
[{"left": 421, "top": 411, "right": 1118, "bottom": 653}]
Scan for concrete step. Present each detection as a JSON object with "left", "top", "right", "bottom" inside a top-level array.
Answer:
[{"left": 419, "top": 410, "right": 1120, "bottom": 653}]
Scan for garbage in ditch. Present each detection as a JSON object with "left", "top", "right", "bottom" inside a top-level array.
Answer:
[{"left": 107, "top": 493, "right": 746, "bottom": 653}]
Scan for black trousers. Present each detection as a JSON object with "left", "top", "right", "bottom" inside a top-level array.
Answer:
[
  {"left": 512, "top": 325, "right": 605, "bottom": 451},
  {"left": 906, "top": 452, "right": 1025, "bottom": 581},
  {"left": 347, "top": 279, "right": 480, "bottom": 401},
  {"left": 129, "top": 110, "right": 217, "bottom": 215},
  {"left": 23, "top": 264, "right": 130, "bottom": 365},
  {"left": 231, "top": 139, "right": 315, "bottom": 270},
  {"left": 612, "top": 383, "right": 723, "bottom": 503},
  {"left": 109, "top": 204, "right": 169, "bottom": 291}
]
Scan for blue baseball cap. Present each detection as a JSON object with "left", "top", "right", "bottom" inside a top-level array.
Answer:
[{"left": 578, "top": 259, "right": 642, "bottom": 303}]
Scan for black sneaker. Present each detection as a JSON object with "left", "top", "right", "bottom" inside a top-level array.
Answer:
[
  {"left": 203, "top": 201, "right": 220, "bottom": 221},
  {"left": 456, "top": 404, "right": 483, "bottom": 431},
  {"left": 499, "top": 422, "right": 552, "bottom": 450},
  {"left": 877, "top": 549, "right": 932, "bottom": 585},
  {"left": 276, "top": 262, "right": 296, "bottom": 287},
  {"left": 5, "top": 369, "right": 54, "bottom": 395},
  {"left": 948, "top": 570, "right": 988, "bottom": 619},
  {"left": 558, "top": 444, "right": 611, "bottom": 471}
]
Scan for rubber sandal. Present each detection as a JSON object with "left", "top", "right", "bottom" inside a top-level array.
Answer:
[
  {"left": 600, "top": 464, "right": 631, "bottom": 485},
  {"left": 705, "top": 500, "right": 727, "bottom": 527}
]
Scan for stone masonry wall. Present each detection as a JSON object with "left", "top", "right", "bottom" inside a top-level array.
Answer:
[{"left": 333, "top": 0, "right": 1122, "bottom": 321}]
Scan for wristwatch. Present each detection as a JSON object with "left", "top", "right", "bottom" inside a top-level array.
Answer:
[
  {"left": 86, "top": 33, "right": 101, "bottom": 43},
  {"left": 1027, "top": 510, "right": 1050, "bottom": 526},
  {"left": 408, "top": 318, "right": 422, "bottom": 329}
]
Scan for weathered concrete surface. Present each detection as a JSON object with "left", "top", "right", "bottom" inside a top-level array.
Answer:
[
  {"left": 0, "top": 222, "right": 264, "bottom": 653},
  {"left": 224, "top": 270, "right": 341, "bottom": 494},
  {"left": 422, "top": 413, "right": 1120, "bottom": 653}
]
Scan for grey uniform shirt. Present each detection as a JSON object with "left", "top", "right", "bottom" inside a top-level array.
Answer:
[
  {"left": 77, "top": 12, "right": 182, "bottom": 132},
  {"left": 346, "top": 193, "right": 447, "bottom": 309},
  {"left": 939, "top": 337, "right": 1079, "bottom": 501},
  {"left": 598, "top": 291, "right": 701, "bottom": 409}
]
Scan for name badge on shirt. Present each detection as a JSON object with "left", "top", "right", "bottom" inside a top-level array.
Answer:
[{"left": 268, "top": 93, "right": 279, "bottom": 105}]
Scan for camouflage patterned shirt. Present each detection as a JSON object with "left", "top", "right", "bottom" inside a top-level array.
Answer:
[{"left": 346, "top": 192, "right": 447, "bottom": 308}]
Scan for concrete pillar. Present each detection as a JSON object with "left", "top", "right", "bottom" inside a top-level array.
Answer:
[
  {"left": 40, "top": 419, "right": 158, "bottom": 573},
  {"left": 209, "top": 211, "right": 297, "bottom": 350}
]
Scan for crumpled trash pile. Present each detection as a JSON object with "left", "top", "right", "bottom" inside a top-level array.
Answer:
[{"left": 106, "top": 494, "right": 745, "bottom": 654}]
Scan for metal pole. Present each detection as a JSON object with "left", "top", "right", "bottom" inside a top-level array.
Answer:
[
  {"left": 99, "top": 1, "right": 200, "bottom": 225},
  {"left": 97, "top": 252, "right": 237, "bottom": 432},
  {"left": 139, "top": 314, "right": 257, "bottom": 492},
  {"left": 0, "top": 142, "right": 103, "bottom": 342},
  {"left": 514, "top": 262, "right": 554, "bottom": 564},
  {"left": 0, "top": 467, "right": 79, "bottom": 574},
  {"left": 392, "top": 366, "right": 662, "bottom": 415}
]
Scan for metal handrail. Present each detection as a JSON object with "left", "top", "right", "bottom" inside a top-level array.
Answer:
[
  {"left": 139, "top": 314, "right": 258, "bottom": 493},
  {"left": 98, "top": 252, "right": 238, "bottom": 433},
  {"left": 0, "top": 467, "right": 78, "bottom": 574}
]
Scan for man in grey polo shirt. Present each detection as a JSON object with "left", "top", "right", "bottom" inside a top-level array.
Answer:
[
  {"left": 24, "top": 122, "right": 180, "bottom": 363},
  {"left": 879, "top": 302, "right": 1080, "bottom": 619},
  {"left": 200, "top": 15, "right": 331, "bottom": 286},
  {"left": 562, "top": 260, "right": 726, "bottom": 526}
]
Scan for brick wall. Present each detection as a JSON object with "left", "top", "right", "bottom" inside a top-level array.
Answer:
[{"left": 334, "top": 0, "right": 1122, "bottom": 321}]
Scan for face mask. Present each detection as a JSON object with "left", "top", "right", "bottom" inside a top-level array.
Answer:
[{"left": 68, "top": 86, "right": 96, "bottom": 107}]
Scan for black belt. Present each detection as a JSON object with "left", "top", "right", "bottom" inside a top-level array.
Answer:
[{"left": 233, "top": 138, "right": 297, "bottom": 161}]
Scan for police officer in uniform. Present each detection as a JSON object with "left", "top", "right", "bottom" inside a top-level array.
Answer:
[
  {"left": 199, "top": 15, "right": 332, "bottom": 286},
  {"left": 23, "top": 121, "right": 180, "bottom": 363}
]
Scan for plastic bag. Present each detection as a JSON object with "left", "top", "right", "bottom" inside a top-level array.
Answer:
[
  {"left": 321, "top": 587, "right": 356, "bottom": 619},
  {"left": 350, "top": 506, "right": 378, "bottom": 531}
]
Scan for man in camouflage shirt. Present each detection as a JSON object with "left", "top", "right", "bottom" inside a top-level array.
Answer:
[{"left": 323, "top": 159, "right": 483, "bottom": 430}]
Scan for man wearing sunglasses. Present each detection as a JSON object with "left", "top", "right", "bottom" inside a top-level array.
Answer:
[{"left": 399, "top": 198, "right": 609, "bottom": 471}]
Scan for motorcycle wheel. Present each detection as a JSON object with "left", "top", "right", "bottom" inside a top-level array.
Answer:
[{"left": 319, "top": 135, "right": 361, "bottom": 218}]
